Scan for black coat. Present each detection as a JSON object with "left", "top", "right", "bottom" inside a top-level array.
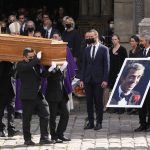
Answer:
[
  {"left": 138, "top": 48, "right": 150, "bottom": 57},
  {"left": 108, "top": 46, "right": 127, "bottom": 89},
  {"left": 0, "top": 61, "right": 14, "bottom": 98},
  {"left": 38, "top": 26, "right": 59, "bottom": 38},
  {"left": 16, "top": 57, "right": 41, "bottom": 100},
  {"left": 62, "top": 29, "right": 81, "bottom": 58},
  {"left": 44, "top": 68, "right": 69, "bottom": 102}
]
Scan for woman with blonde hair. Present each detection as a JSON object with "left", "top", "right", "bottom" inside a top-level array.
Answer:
[{"left": 62, "top": 17, "right": 81, "bottom": 61}]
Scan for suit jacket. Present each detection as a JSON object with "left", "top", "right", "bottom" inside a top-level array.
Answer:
[
  {"left": 0, "top": 61, "right": 14, "bottom": 98},
  {"left": 39, "top": 27, "right": 59, "bottom": 38},
  {"left": 44, "top": 68, "right": 69, "bottom": 102},
  {"left": 80, "top": 44, "right": 110, "bottom": 83},
  {"left": 110, "top": 86, "right": 141, "bottom": 105},
  {"left": 16, "top": 57, "right": 42, "bottom": 100},
  {"left": 138, "top": 48, "right": 150, "bottom": 57}
]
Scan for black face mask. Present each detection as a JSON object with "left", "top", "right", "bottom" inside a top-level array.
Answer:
[
  {"left": 1, "top": 27, "right": 6, "bottom": 33},
  {"left": 27, "top": 27, "right": 34, "bottom": 32},
  {"left": 85, "top": 39, "right": 92, "bottom": 45},
  {"left": 139, "top": 44, "right": 145, "bottom": 49},
  {"left": 89, "top": 38, "right": 96, "bottom": 44},
  {"left": 28, "top": 58, "right": 33, "bottom": 62},
  {"left": 66, "top": 24, "right": 72, "bottom": 29}
]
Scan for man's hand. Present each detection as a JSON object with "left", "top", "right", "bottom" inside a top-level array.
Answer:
[
  {"left": 48, "top": 61, "right": 56, "bottom": 72},
  {"left": 101, "top": 81, "right": 108, "bottom": 88},
  {"left": 37, "top": 51, "right": 42, "bottom": 59},
  {"left": 60, "top": 61, "right": 68, "bottom": 72},
  {"left": 80, "top": 81, "right": 84, "bottom": 88}
]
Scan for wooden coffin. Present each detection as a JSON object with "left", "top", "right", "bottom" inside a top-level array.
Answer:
[{"left": 0, "top": 34, "right": 67, "bottom": 65}]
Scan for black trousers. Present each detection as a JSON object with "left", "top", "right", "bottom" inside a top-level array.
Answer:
[
  {"left": 0, "top": 94, "right": 15, "bottom": 132},
  {"left": 22, "top": 95, "right": 50, "bottom": 141},
  {"left": 84, "top": 81, "right": 103, "bottom": 125},
  {"left": 48, "top": 100, "right": 69, "bottom": 139},
  {"left": 139, "top": 90, "right": 150, "bottom": 126}
]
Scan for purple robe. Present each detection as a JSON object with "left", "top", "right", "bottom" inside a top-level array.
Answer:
[{"left": 64, "top": 47, "right": 77, "bottom": 94}]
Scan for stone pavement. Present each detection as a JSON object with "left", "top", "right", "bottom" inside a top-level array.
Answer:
[{"left": 0, "top": 97, "right": 150, "bottom": 150}]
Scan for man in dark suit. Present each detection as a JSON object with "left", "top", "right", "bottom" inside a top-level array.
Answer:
[
  {"left": 19, "top": 14, "right": 27, "bottom": 36},
  {"left": 38, "top": 18, "right": 59, "bottom": 39},
  {"left": 135, "top": 35, "right": 150, "bottom": 132},
  {"left": 44, "top": 61, "right": 70, "bottom": 143},
  {"left": 110, "top": 63, "right": 145, "bottom": 106},
  {"left": 0, "top": 61, "right": 20, "bottom": 137},
  {"left": 16, "top": 48, "right": 51, "bottom": 145},
  {"left": 80, "top": 29, "right": 110, "bottom": 130}
]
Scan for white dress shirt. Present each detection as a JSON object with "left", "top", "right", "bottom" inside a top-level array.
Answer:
[
  {"left": 90, "top": 42, "right": 100, "bottom": 59},
  {"left": 145, "top": 46, "right": 150, "bottom": 56},
  {"left": 47, "top": 27, "right": 52, "bottom": 38}
]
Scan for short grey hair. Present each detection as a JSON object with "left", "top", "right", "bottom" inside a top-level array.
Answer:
[
  {"left": 122, "top": 63, "right": 145, "bottom": 78},
  {"left": 144, "top": 35, "right": 150, "bottom": 44},
  {"left": 89, "top": 29, "right": 99, "bottom": 37}
]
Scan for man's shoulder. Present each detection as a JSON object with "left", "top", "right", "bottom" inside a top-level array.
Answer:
[{"left": 99, "top": 44, "right": 108, "bottom": 50}]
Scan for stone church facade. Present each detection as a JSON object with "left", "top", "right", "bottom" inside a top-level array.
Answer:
[{"left": 78, "top": 0, "right": 150, "bottom": 47}]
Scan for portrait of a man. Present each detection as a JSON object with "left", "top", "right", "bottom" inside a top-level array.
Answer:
[{"left": 107, "top": 58, "right": 150, "bottom": 108}]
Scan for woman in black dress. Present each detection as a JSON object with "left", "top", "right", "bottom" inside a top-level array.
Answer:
[
  {"left": 129, "top": 35, "right": 141, "bottom": 58},
  {"left": 109, "top": 34, "right": 128, "bottom": 89},
  {"left": 62, "top": 17, "right": 81, "bottom": 62},
  {"left": 108, "top": 34, "right": 128, "bottom": 113}
]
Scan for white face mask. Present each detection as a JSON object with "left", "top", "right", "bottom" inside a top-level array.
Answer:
[
  {"left": 109, "top": 23, "right": 114, "bottom": 29},
  {"left": 43, "top": 26, "right": 47, "bottom": 30}
]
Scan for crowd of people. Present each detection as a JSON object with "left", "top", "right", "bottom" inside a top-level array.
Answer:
[{"left": 0, "top": 6, "right": 150, "bottom": 146}]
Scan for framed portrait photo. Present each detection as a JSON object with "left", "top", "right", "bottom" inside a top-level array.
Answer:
[{"left": 107, "top": 58, "right": 150, "bottom": 108}]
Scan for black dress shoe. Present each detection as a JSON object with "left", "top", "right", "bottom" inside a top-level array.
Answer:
[
  {"left": 94, "top": 123, "right": 102, "bottom": 130},
  {"left": 39, "top": 139, "right": 53, "bottom": 144},
  {"left": 146, "top": 125, "right": 150, "bottom": 132},
  {"left": 8, "top": 130, "right": 21, "bottom": 137},
  {"left": 84, "top": 123, "right": 94, "bottom": 129},
  {"left": 52, "top": 138, "right": 63, "bottom": 144},
  {"left": 0, "top": 131, "right": 6, "bottom": 137},
  {"left": 24, "top": 140, "right": 35, "bottom": 145},
  {"left": 58, "top": 136, "right": 71, "bottom": 141},
  {"left": 134, "top": 125, "right": 147, "bottom": 132}
]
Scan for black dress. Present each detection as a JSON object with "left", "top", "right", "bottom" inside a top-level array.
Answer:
[
  {"left": 62, "top": 29, "right": 81, "bottom": 58},
  {"left": 129, "top": 46, "right": 142, "bottom": 58},
  {"left": 108, "top": 45, "right": 128, "bottom": 89}
]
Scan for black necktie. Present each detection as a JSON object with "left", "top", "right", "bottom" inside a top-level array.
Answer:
[
  {"left": 92, "top": 46, "right": 95, "bottom": 60},
  {"left": 45, "top": 30, "right": 48, "bottom": 38},
  {"left": 120, "top": 92, "right": 131, "bottom": 102}
]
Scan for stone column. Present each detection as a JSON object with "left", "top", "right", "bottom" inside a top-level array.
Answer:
[
  {"left": 101, "top": 0, "right": 113, "bottom": 16},
  {"left": 88, "top": 0, "right": 100, "bottom": 16},
  {"left": 138, "top": 0, "right": 150, "bottom": 35},
  {"left": 134, "top": 0, "right": 144, "bottom": 33},
  {"left": 139, "top": 18, "right": 150, "bottom": 35},
  {"left": 79, "top": 0, "right": 88, "bottom": 17},
  {"left": 114, "top": 0, "right": 134, "bottom": 47},
  {"left": 144, "top": 0, "right": 150, "bottom": 18}
]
